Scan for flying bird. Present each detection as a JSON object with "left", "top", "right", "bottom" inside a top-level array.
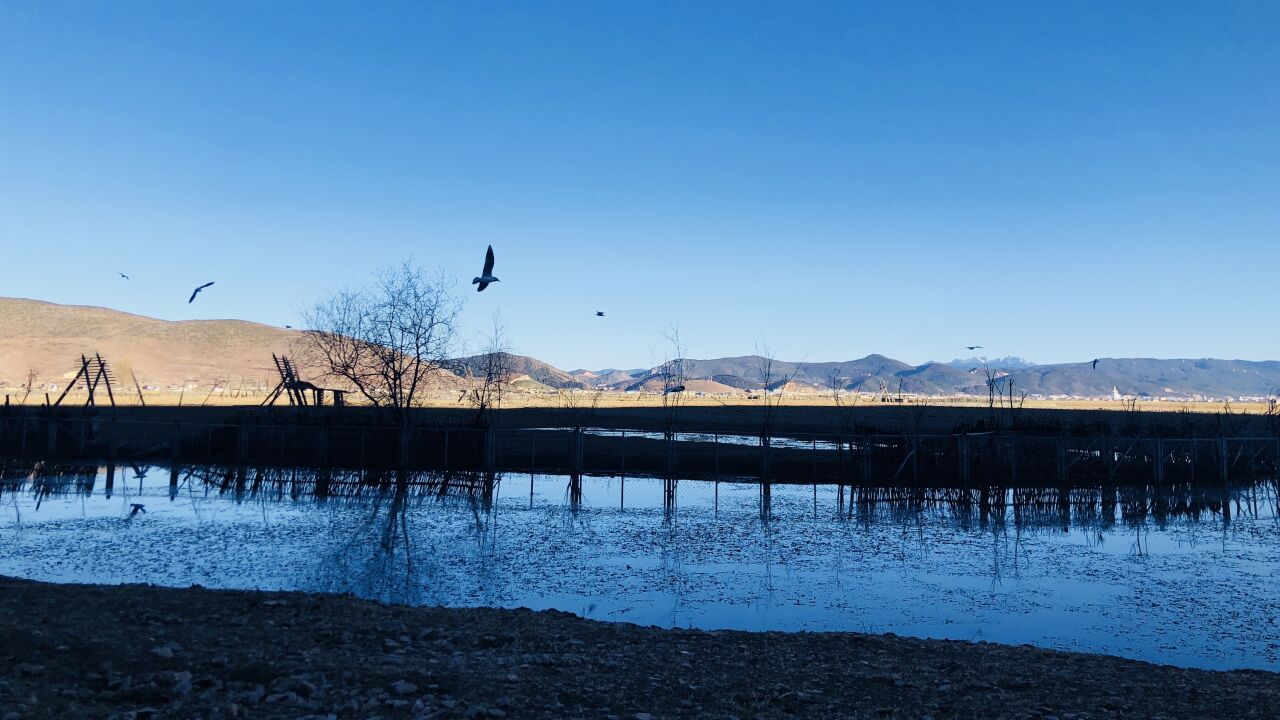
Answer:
[
  {"left": 117, "top": 272, "right": 130, "bottom": 280},
  {"left": 1092, "top": 358, "right": 1099, "bottom": 370},
  {"left": 595, "top": 311, "right": 605, "bottom": 317},
  {"left": 472, "top": 245, "right": 499, "bottom": 292},
  {"left": 964, "top": 345, "right": 983, "bottom": 351},
  {"left": 663, "top": 384, "right": 686, "bottom": 395},
  {"left": 129, "top": 503, "right": 146, "bottom": 517},
  {"left": 188, "top": 281, "right": 215, "bottom": 303},
  {"left": 285, "top": 325, "right": 293, "bottom": 329}
]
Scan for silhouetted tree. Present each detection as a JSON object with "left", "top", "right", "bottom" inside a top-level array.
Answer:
[
  {"left": 20, "top": 365, "right": 40, "bottom": 405},
  {"left": 659, "top": 324, "right": 688, "bottom": 441},
  {"left": 464, "top": 312, "right": 514, "bottom": 427},
  {"left": 754, "top": 340, "right": 800, "bottom": 477},
  {"left": 302, "top": 261, "right": 462, "bottom": 410}
]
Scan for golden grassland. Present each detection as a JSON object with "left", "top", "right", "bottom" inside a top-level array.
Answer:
[{"left": 5, "top": 386, "right": 1274, "bottom": 416}]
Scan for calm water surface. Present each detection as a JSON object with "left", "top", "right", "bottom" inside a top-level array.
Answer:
[{"left": 2, "top": 464, "right": 1277, "bottom": 671}]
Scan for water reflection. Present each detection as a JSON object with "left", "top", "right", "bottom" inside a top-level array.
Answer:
[
  {"left": 2, "top": 460, "right": 1278, "bottom": 671},
  {"left": 4, "top": 460, "right": 1272, "bottom": 532}
]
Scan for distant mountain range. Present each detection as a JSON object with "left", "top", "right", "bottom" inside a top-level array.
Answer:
[
  {"left": 553, "top": 355, "right": 1280, "bottom": 399},
  {"left": 3, "top": 298, "right": 1278, "bottom": 400},
  {"left": 945, "top": 356, "right": 1039, "bottom": 369},
  {"left": 554, "top": 355, "right": 1280, "bottom": 400}
]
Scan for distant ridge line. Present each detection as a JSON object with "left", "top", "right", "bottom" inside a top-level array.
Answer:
[{"left": 2, "top": 298, "right": 1278, "bottom": 400}]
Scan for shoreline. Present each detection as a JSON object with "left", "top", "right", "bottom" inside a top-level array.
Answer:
[
  {"left": 2, "top": 577, "right": 1276, "bottom": 719},
  {"left": 3, "top": 402, "right": 1277, "bottom": 438}
]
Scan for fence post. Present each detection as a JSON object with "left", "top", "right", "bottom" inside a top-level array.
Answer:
[
  {"left": 861, "top": 435, "right": 872, "bottom": 482},
  {"left": 1218, "top": 436, "right": 1228, "bottom": 482},
  {"left": 957, "top": 435, "right": 970, "bottom": 484},
  {"left": 397, "top": 422, "right": 411, "bottom": 468},
  {"left": 1056, "top": 437, "right": 1067, "bottom": 485},
  {"left": 620, "top": 430, "right": 627, "bottom": 478},
  {"left": 1154, "top": 438, "right": 1164, "bottom": 484},
  {"left": 572, "top": 427, "right": 583, "bottom": 475},
  {"left": 443, "top": 429, "right": 450, "bottom": 470},
  {"left": 107, "top": 418, "right": 118, "bottom": 461},
  {"left": 318, "top": 424, "right": 330, "bottom": 467},
  {"left": 485, "top": 425, "right": 496, "bottom": 474}
]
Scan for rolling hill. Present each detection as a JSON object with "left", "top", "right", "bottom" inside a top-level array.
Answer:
[
  {"left": 3, "top": 298, "right": 1278, "bottom": 401},
  {"left": 0, "top": 297, "right": 300, "bottom": 392}
]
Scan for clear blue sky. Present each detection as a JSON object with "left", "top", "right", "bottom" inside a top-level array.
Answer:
[{"left": 2, "top": 2, "right": 1277, "bottom": 370}]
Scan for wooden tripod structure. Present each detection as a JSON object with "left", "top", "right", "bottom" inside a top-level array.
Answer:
[
  {"left": 53, "top": 353, "right": 117, "bottom": 407},
  {"left": 261, "top": 354, "right": 344, "bottom": 407},
  {"left": 262, "top": 354, "right": 308, "bottom": 406}
]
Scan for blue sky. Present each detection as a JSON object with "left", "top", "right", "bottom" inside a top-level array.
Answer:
[{"left": 2, "top": 2, "right": 1277, "bottom": 370}]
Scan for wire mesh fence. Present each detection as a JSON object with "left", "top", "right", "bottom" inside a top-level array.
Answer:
[{"left": 1, "top": 414, "right": 1278, "bottom": 485}]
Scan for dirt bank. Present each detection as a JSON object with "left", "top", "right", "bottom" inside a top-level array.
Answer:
[{"left": 1, "top": 577, "right": 1275, "bottom": 719}]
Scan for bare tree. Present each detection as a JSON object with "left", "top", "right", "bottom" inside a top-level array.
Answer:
[
  {"left": 754, "top": 340, "right": 800, "bottom": 477},
  {"left": 1264, "top": 387, "right": 1279, "bottom": 435},
  {"left": 20, "top": 365, "right": 40, "bottom": 405},
  {"left": 982, "top": 364, "right": 1004, "bottom": 429},
  {"left": 827, "top": 365, "right": 861, "bottom": 433},
  {"left": 301, "top": 261, "right": 462, "bottom": 410},
  {"left": 556, "top": 385, "right": 605, "bottom": 431},
  {"left": 983, "top": 364, "right": 1026, "bottom": 430},
  {"left": 656, "top": 324, "right": 689, "bottom": 475},
  {"left": 464, "top": 312, "right": 514, "bottom": 427},
  {"left": 659, "top": 324, "right": 688, "bottom": 441}
]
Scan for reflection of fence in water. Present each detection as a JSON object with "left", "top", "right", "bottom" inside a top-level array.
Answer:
[
  {"left": 2, "top": 459, "right": 105, "bottom": 502},
  {"left": 4, "top": 459, "right": 1276, "bottom": 532},
  {"left": 835, "top": 483, "right": 1277, "bottom": 530}
]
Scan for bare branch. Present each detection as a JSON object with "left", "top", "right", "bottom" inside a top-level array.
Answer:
[{"left": 300, "top": 261, "right": 462, "bottom": 410}]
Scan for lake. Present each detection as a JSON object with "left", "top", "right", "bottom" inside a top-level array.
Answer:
[{"left": 2, "top": 462, "right": 1277, "bottom": 671}]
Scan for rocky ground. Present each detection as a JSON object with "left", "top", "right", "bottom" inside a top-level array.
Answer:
[{"left": 1, "top": 577, "right": 1276, "bottom": 719}]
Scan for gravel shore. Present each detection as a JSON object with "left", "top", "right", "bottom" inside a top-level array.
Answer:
[{"left": 1, "top": 576, "right": 1276, "bottom": 719}]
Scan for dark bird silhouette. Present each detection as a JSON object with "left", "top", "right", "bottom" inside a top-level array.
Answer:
[
  {"left": 285, "top": 325, "right": 293, "bottom": 329},
  {"left": 129, "top": 503, "right": 146, "bottom": 517},
  {"left": 472, "top": 245, "right": 498, "bottom": 292},
  {"left": 595, "top": 311, "right": 605, "bottom": 317},
  {"left": 663, "top": 384, "right": 686, "bottom": 395},
  {"left": 964, "top": 345, "right": 983, "bottom": 351},
  {"left": 1092, "top": 358, "right": 1099, "bottom": 370},
  {"left": 117, "top": 272, "right": 129, "bottom": 280},
  {"left": 188, "top": 281, "right": 215, "bottom": 303}
]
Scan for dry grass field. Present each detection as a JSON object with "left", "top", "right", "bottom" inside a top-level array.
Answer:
[
  {"left": 7, "top": 389, "right": 1275, "bottom": 440},
  {"left": 9, "top": 386, "right": 1273, "bottom": 416}
]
